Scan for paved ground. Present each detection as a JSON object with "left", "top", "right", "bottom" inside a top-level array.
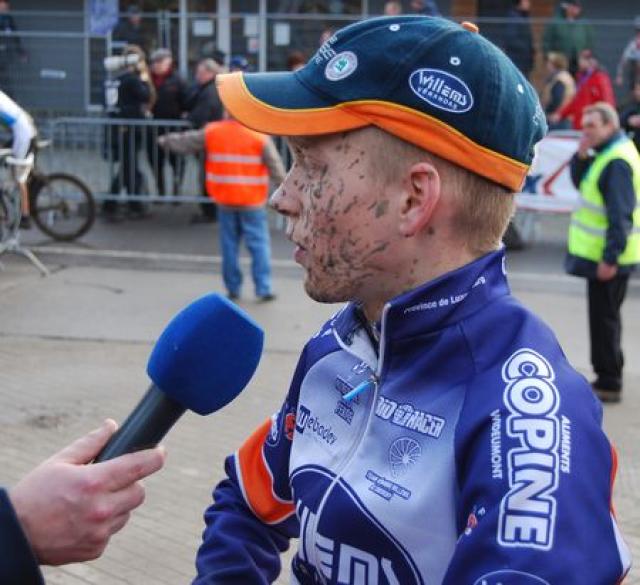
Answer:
[{"left": 1, "top": 207, "right": 639, "bottom": 584}]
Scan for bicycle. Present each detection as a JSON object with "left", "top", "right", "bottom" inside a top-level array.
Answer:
[
  {"left": 27, "top": 139, "right": 96, "bottom": 242},
  {"left": 0, "top": 140, "right": 96, "bottom": 244},
  {"left": 0, "top": 148, "right": 49, "bottom": 275}
]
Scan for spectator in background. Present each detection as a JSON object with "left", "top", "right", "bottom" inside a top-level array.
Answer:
[
  {"left": 384, "top": 0, "right": 403, "bottom": 16},
  {"left": 0, "top": 0, "right": 26, "bottom": 97},
  {"left": 286, "top": 50, "right": 306, "bottom": 71},
  {"left": 159, "top": 113, "right": 286, "bottom": 302},
  {"left": 542, "top": 51, "right": 576, "bottom": 129},
  {"left": 565, "top": 102, "right": 640, "bottom": 403},
  {"left": 105, "top": 44, "right": 155, "bottom": 220},
  {"left": 503, "top": 0, "right": 535, "bottom": 79},
  {"left": 410, "top": 0, "right": 440, "bottom": 16},
  {"left": 549, "top": 49, "right": 615, "bottom": 130},
  {"left": 543, "top": 0, "right": 594, "bottom": 76},
  {"left": 615, "top": 16, "right": 640, "bottom": 94},
  {"left": 621, "top": 81, "right": 640, "bottom": 153},
  {"left": 146, "top": 48, "right": 188, "bottom": 200},
  {"left": 229, "top": 55, "right": 250, "bottom": 73},
  {"left": 185, "top": 58, "right": 225, "bottom": 223},
  {"left": 112, "top": 4, "right": 148, "bottom": 55},
  {"left": 319, "top": 28, "right": 334, "bottom": 47}
]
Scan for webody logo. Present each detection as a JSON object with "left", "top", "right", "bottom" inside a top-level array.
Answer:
[
  {"left": 409, "top": 68, "right": 474, "bottom": 114},
  {"left": 295, "top": 404, "right": 337, "bottom": 446},
  {"left": 498, "top": 349, "right": 560, "bottom": 551}
]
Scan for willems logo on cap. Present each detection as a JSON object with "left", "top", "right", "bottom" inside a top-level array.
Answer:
[
  {"left": 409, "top": 69, "right": 474, "bottom": 114},
  {"left": 216, "top": 16, "right": 547, "bottom": 191}
]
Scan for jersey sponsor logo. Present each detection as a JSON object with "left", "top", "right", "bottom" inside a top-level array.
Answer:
[
  {"left": 315, "top": 532, "right": 401, "bottom": 585},
  {"left": 560, "top": 415, "right": 572, "bottom": 474},
  {"left": 267, "top": 412, "right": 280, "bottom": 446},
  {"left": 335, "top": 400, "right": 354, "bottom": 424},
  {"left": 267, "top": 405, "right": 296, "bottom": 447},
  {"left": 375, "top": 396, "right": 445, "bottom": 438},
  {"left": 409, "top": 68, "right": 474, "bottom": 114},
  {"left": 473, "top": 569, "right": 550, "bottom": 584},
  {"left": 464, "top": 505, "right": 486, "bottom": 536},
  {"left": 498, "top": 349, "right": 560, "bottom": 551},
  {"left": 334, "top": 361, "right": 373, "bottom": 425},
  {"left": 388, "top": 437, "right": 421, "bottom": 478},
  {"left": 292, "top": 469, "right": 423, "bottom": 585},
  {"left": 296, "top": 404, "right": 338, "bottom": 446},
  {"left": 490, "top": 409, "right": 503, "bottom": 480},
  {"left": 365, "top": 470, "right": 411, "bottom": 502}
]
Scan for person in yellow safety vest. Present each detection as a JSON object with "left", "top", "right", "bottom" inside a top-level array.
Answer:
[
  {"left": 159, "top": 113, "right": 286, "bottom": 301},
  {"left": 565, "top": 101, "right": 640, "bottom": 403}
]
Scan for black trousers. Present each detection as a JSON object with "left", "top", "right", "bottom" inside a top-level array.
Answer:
[
  {"left": 199, "top": 163, "right": 217, "bottom": 219},
  {"left": 146, "top": 128, "right": 184, "bottom": 197},
  {"left": 107, "top": 126, "right": 144, "bottom": 213},
  {"left": 588, "top": 275, "right": 630, "bottom": 391}
]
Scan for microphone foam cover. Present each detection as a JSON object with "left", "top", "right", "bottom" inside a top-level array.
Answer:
[{"left": 147, "top": 294, "right": 264, "bottom": 415}]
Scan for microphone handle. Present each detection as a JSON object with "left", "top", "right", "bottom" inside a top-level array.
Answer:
[{"left": 94, "top": 384, "right": 185, "bottom": 462}]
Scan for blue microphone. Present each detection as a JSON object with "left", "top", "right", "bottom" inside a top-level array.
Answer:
[{"left": 94, "top": 294, "right": 264, "bottom": 462}]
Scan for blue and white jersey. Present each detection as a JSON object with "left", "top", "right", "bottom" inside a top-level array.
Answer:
[
  {"left": 0, "top": 90, "right": 36, "bottom": 159},
  {"left": 194, "top": 249, "right": 631, "bottom": 585}
]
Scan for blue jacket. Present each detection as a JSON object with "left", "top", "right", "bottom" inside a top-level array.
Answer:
[
  {"left": 0, "top": 488, "right": 44, "bottom": 584},
  {"left": 194, "top": 250, "right": 630, "bottom": 584}
]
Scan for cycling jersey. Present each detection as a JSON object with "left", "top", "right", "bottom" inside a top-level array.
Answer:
[
  {"left": 194, "top": 249, "right": 631, "bottom": 585},
  {"left": 0, "top": 90, "right": 36, "bottom": 160}
]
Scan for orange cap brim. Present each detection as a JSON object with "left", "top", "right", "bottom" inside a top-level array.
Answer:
[{"left": 217, "top": 72, "right": 529, "bottom": 191}]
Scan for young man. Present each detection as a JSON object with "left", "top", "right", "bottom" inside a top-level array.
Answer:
[
  {"left": 566, "top": 102, "right": 640, "bottom": 403},
  {"left": 193, "top": 17, "right": 631, "bottom": 584}
]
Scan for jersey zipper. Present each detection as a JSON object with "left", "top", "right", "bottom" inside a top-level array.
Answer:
[{"left": 304, "top": 303, "right": 391, "bottom": 582}]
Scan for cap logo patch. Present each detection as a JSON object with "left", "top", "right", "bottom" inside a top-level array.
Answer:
[
  {"left": 409, "top": 68, "right": 474, "bottom": 114},
  {"left": 325, "top": 51, "right": 358, "bottom": 81}
]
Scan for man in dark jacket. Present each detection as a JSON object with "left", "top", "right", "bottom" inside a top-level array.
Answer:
[
  {"left": 543, "top": 0, "right": 594, "bottom": 76},
  {"left": 565, "top": 102, "right": 640, "bottom": 403},
  {"left": 186, "top": 58, "right": 224, "bottom": 130},
  {"left": 504, "top": 0, "right": 535, "bottom": 78},
  {"left": 185, "top": 58, "right": 225, "bottom": 222},
  {"left": 0, "top": 0, "right": 26, "bottom": 96},
  {"left": 621, "top": 80, "right": 640, "bottom": 153},
  {"left": 111, "top": 4, "right": 148, "bottom": 55},
  {"left": 105, "top": 45, "right": 154, "bottom": 219},
  {"left": 146, "top": 48, "right": 188, "bottom": 198}
]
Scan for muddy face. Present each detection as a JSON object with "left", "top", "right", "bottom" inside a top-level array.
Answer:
[{"left": 271, "top": 130, "right": 399, "bottom": 305}]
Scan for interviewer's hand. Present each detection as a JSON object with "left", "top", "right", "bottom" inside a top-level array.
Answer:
[{"left": 9, "top": 419, "right": 166, "bottom": 566}]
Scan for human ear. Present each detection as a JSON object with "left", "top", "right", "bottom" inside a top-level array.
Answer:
[{"left": 398, "top": 162, "right": 441, "bottom": 237}]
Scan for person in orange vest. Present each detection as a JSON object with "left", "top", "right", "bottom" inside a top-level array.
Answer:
[{"left": 159, "top": 112, "right": 286, "bottom": 301}]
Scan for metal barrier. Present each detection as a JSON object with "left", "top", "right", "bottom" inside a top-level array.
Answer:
[
  {"left": 42, "top": 117, "right": 208, "bottom": 205},
  {"left": 3, "top": 9, "right": 640, "bottom": 115}
]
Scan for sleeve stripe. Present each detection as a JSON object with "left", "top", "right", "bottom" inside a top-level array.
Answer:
[
  {"left": 236, "top": 418, "right": 296, "bottom": 525},
  {"left": 608, "top": 443, "right": 631, "bottom": 582},
  {"left": 609, "top": 442, "right": 618, "bottom": 516}
]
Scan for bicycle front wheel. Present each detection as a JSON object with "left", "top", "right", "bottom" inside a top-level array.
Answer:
[{"left": 30, "top": 173, "right": 96, "bottom": 241}]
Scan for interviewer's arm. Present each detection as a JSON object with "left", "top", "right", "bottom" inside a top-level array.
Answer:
[{"left": 9, "top": 419, "right": 166, "bottom": 566}]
